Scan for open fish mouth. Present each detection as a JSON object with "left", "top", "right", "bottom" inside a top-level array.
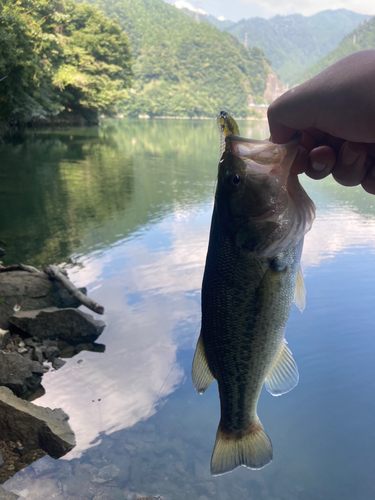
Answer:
[{"left": 225, "top": 131, "right": 302, "bottom": 176}]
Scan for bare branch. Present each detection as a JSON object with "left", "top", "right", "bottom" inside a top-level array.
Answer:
[{"left": 44, "top": 265, "right": 104, "bottom": 315}]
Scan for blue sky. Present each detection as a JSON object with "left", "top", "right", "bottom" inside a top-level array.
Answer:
[{"left": 164, "top": 0, "right": 375, "bottom": 21}]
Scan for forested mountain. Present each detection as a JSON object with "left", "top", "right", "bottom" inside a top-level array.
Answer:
[
  {"left": 81, "top": 0, "right": 272, "bottom": 117},
  {"left": 0, "top": 0, "right": 132, "bottom": 125},
  {"left": 298, "top": 16, "right": 375, "bottom": 83},
  {"left": 225, "top": 9, "right": 369, "bottom": 85}
]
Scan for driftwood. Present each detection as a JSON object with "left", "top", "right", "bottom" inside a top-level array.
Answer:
[
  {"left": 44, "top": 265, "right": 104, "bottom": 315},
  {"left": 0, "top": 263, "right": 41, "bottom": 273}
]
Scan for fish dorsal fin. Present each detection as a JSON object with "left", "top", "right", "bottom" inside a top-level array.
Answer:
[
  {"left": 265, "top": 339, "right": 299, "bottom": 396},
  {"left": 293, "top": 265, "right": 306, "bottom": 312},
  {"left": 192, "top": 334, "right": 215, "bottom": 394}
]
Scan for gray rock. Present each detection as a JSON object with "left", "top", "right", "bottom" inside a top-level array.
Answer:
[
  {"left": 0, "top": 329, "right": 10, "bottom": 348},
  {"left": 32, "top": 346, "right": 44, "bottom": 363},
  {"left": 0, "top": 351, "right": 45, "bottom": 395},
  {"left": 0, "top": 271, "right": 86, "bottom": 329},
  {"left": 93, "top": 464, "right": 120, "bottom": 483},
  {"left": 93, "top": 487, "right": 125, "bottom": 500},
  {"left": 0, "top": 486, "right": 19, "bottom": 499},
  {"left": 0, "top": 386, "right": 75, "bottom": 458},
  {"left": 52, "top": 358, "right": 66, "bottom": 370},
  {"left": 44, "top": 344, "right": 61, "bottom": 361},
  {"left": 10, "top": 307, "right": 105, "bottom": 343}
]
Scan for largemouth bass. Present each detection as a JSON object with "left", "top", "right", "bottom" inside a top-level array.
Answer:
[{"left": 192, "top": 111, "right": 315, "bottom": 475}]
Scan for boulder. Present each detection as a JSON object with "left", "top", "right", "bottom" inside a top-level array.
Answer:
[
  {"left": 0, "top": 271, "right": 87, "bottom": 329},
  {"left": 0, "top": 386, "right": 75, "bottom": 459},
  {"left": 9, "top": 307, "right": 105, "bottom": 343},
  {"left": 0, "top": 351, "right": 45, "bottom": 396}
]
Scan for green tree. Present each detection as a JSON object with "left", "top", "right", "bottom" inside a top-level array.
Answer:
[
  {"left": 52, "top": 1, "right": 133, "bottom": 120},
  {"left": 0, "top": 0, "right": 133, "bottom": 123}
]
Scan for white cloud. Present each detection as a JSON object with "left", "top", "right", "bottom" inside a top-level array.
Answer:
[
  {"left": 174, "top": 0, "right": 208, "bottom": 16},
  {"left": 238, "top": 0, "right": 375, "bottom": 17},
  {"left": 165, "top": 0, "right": 375, "bottom": 21}
]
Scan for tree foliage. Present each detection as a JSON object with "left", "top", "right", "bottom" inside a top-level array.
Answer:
[
  {"left": 82, "top": 0, "right": 271, "bottom": 117},
  {"left": 0, "top": 0, "right": 132, "bottom": 122}
]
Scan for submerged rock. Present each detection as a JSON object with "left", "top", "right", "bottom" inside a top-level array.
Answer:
[
  {"left": 0, "top": 486, "right": 19, "bottom": 499},
  {"left": 9, "top": 307, "right": 105, "bottom": 343},
  {"left": 0, "top": 387, "right": 75, "bottom": 458},
  {"left": 0, "top": 271, "right": 86, "bottom": 329}
]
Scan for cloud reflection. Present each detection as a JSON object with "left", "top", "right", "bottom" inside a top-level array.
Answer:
[{"left": 35, "top": 193, "right": 375, "bottom": 457}]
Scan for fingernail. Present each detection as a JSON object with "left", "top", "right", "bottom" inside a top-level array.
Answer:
[
  {"left": 312, "top": 162, "right": 326, "bottom": 171},
  {"left": 342, "top": 143, "right": 360, "bottom": 166}
]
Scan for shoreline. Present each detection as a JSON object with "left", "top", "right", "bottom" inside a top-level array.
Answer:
[{"left": 0, "top": 112, "right": 268, "bottom": 142}]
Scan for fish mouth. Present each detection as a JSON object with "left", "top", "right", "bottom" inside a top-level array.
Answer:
[{"left": 225, "top": 132, "right": 301, "bottom": 176}]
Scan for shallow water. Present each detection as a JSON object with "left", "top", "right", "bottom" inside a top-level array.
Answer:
[{"left": 2, "top": 118, "right": 375, "bottom": 500}]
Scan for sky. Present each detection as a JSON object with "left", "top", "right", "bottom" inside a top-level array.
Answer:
[{"left": 165, "top": 0, "right": 375, "bottom": 21}]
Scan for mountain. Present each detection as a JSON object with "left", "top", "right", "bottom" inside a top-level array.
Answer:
[
  {"left": 297, "top": 16, "right": 375, "bottom": 83},
  {"left": 81, "top": 0, "right": 274, "bottom": 117},
  {"left": 225, "top": 9, "right": 370, "bottom": 85},
  {"left": 173, "top": 0, "right": 236, "bottom": 30}
]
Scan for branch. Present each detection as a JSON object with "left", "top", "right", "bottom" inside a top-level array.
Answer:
[
  {"left": 44, "top": 265, "right": 104, "bottom": 315},
  {"left": 0, "top": 263, "right": 41, "bottom": 273}
]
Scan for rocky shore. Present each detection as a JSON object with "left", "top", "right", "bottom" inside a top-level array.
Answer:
[{"left": 0, "top": 265, "right": 106, "bottom": 484}]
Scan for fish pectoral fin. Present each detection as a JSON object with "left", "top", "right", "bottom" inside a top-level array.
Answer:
[
  {"left": 192, "top": 334, "right": 214, "bottom": 394},
  {"left": 265, "top": 339, "right": 299, "bottom": 396},
  {"left": 210, "top": 418, "right": 273, "bottom": 476},
  {"left": 293, "top": 265, "right": 306, "bottom": 312}
]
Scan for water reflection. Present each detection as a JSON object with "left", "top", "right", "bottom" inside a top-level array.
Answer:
[{"left": 2, "top": 118, "right": 375, "bottom": 499}]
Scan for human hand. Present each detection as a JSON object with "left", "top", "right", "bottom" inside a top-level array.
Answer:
[{"left": 267, "top": 50, "right": 375, "bottom": 194}]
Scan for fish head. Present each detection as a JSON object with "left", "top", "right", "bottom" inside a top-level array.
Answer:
[{"left": 215, "top": 132, "right": 315, "bottom": 257}]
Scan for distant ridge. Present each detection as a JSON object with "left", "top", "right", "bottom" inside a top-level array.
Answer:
[
  {"left": 297, "top": 16, "right": 375, "bottom": 83},
  {"left": 180, "top": 7, "right": 370, "bottom": 85}
]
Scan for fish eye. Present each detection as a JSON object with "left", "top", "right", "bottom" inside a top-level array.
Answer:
[{"left": 229, "top": 173, "right": 241, "bottom": 186}]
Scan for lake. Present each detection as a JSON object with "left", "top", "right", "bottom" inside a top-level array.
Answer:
[{"left": 1, "top": 118, "right": 375, "bottom": 500}]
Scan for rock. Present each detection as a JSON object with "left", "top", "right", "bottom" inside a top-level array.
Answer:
[
  {"left": 31, "top": 455, "right": 60, "bottom": 476},
  {"left": 0, "top": 386, "right": 75, "bottom": 458},
  {"left": 0, "top": 486, "right": 19, "bottom": 499},
  {"left": 32, "top": 346, "right": 44, "bottom": 363},
  {"left": 44, "top": 344, "right": 61, "bottom": 361},
  {"left": 0, "top": 329, "right": 10, "bottom": 348},
  {"left": 0, "top": 351, "right": 45, "bottom": 395},
  {"left": 52, "top": 358, "right": 66, "bottom": 370},
  {"left": 0, "top": 271, "right": 87, "bottom": 329},
  {"left": 0, "top": 451, "right": 4, "bottom": 467},
  {"left": 10, "top": 307, "right": 106, "bottom": 343},
  {"left": 92, "top": 464, "right": 120, "bottom": 483},
  {"left": 93, "top": 488, "right": 125, "bottom": 500}
]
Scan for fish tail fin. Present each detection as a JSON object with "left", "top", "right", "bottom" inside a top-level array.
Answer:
[{"left": 210, "top": 418, "right": 273, "bottom": 476}]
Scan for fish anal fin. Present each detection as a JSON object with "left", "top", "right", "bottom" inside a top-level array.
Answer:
[
  {"left": 210, "top": 418, "right": 273, "bottom": 476},
  {"left": 265, "top": 339, "right": 299, "bottom": 396},
  {"left": 192, "top": 334, "right": 214, "bottom": 394},
  {"left": 293, "top": 265, "right": 306, "bottom": 312}
]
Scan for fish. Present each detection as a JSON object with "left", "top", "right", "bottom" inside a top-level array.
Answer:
[{"left": 192, "top": 111, "right": 315, "bottom": 475}]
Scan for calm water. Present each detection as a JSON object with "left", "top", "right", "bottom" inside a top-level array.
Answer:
[{"left": 2, "top": 119, "right": 375, "bottom": 500}]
